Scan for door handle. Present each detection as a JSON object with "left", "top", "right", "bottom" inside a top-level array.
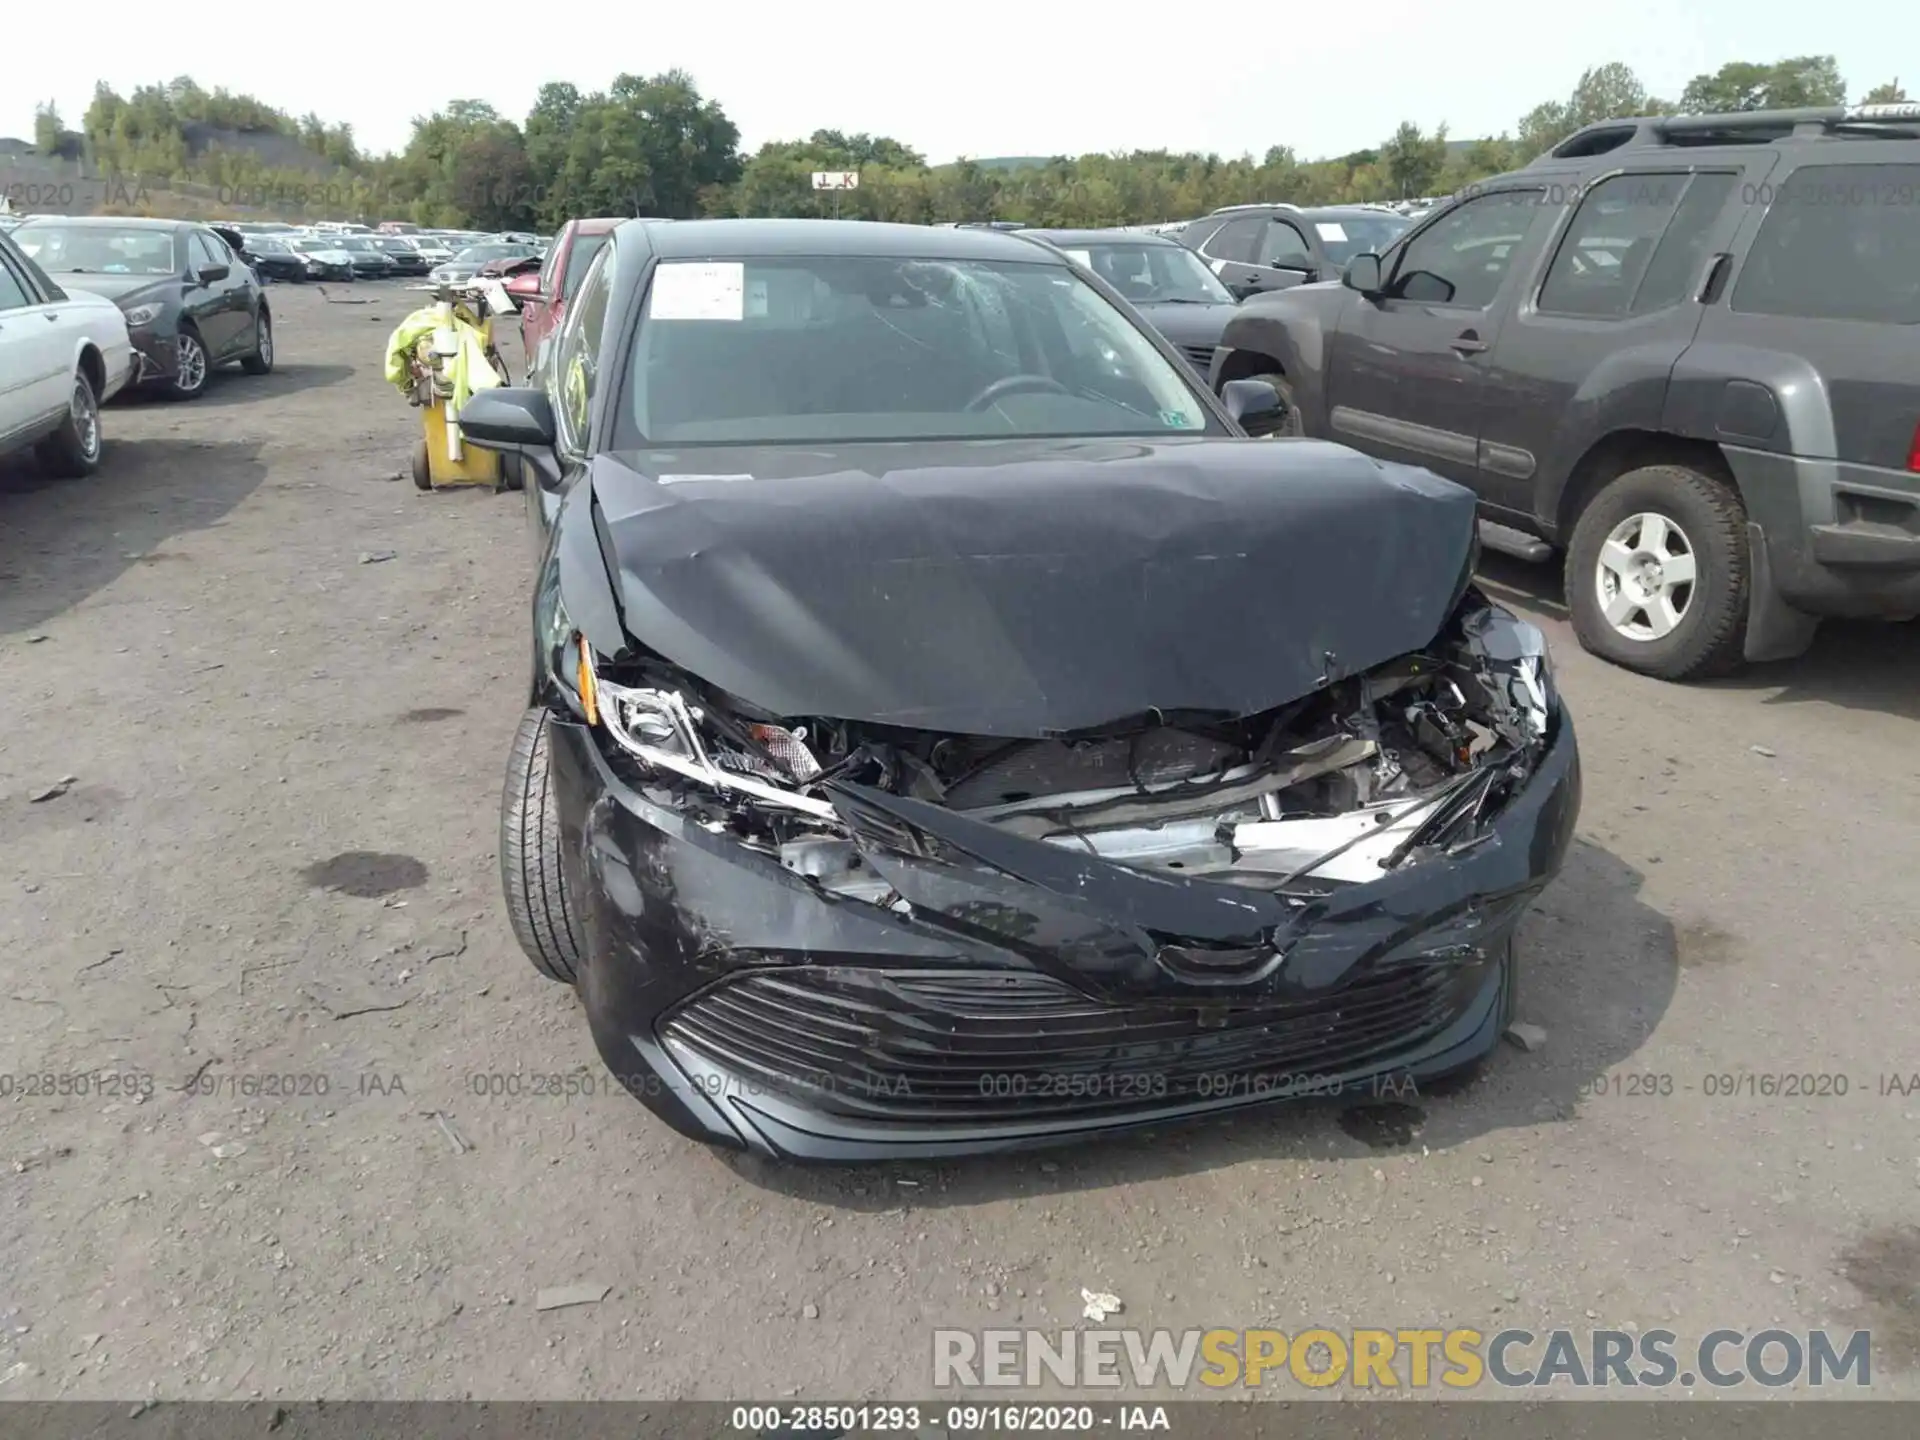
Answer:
[
  {"left": 45, "top": 311, "right": 61, "bottom": 322},
  {"left": 1450, "top": 334, "right": 1488, "bottom": 355}
]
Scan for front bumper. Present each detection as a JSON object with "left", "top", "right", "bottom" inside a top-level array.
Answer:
[
  {"left": 127, "top": 324, "right": 181, "bottom": 386},
  {"left": 544, "top": 704, "right": 1581, "bottom": 1160}
]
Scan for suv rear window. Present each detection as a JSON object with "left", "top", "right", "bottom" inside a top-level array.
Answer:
[
  {"left": 1539, "top": 172, "right": 1737, "bottom": 318},
  {"left": 1731, "top": 163, "right": 1920, "bottom": 324}
]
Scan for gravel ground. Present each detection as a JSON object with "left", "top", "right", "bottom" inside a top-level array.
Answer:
[{"left": 2, "top": 283, "right": 1918, "bottom": 1403}]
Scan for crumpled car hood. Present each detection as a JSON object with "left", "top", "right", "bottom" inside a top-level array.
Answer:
[{"left": 588, "top": 436, "right": 1477, "bottom": 737}]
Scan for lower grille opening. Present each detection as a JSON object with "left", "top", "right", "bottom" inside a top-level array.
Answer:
[{"left": 660, "top": 959, "right": 1484, "bottom": 1124}]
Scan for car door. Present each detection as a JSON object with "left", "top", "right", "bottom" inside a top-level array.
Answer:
[
  {"left": 0, "top": 240, "right": 72, "bottom": 433},
  {"left": 1323, "top": 186, "right": 1559, "bottom": 488},
  {"left": 1195, "top": 215, "right": 1275, "bottom": 300},
  {"left": 183, "top": 231, "right": 242, "bottom": 356},
  {"left": 1475, "top": 164, "right": 1760, "bottom": 518},
  {"left": 0, "top": 244, "right": 63, "bottom": 443},
  {"left": 206, "top": 230, "right": 255, "bottom": 356},
  {"left": 521, "top": 226, "right": 569, "bottom": 358},
  {"left": 1246, "top": 217, "right": 1319, "bottom": 293},
  {"left": 529, "top": 239, "right": 618, "bottom": 551}
]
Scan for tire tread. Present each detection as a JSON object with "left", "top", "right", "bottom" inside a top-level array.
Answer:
[
  {"left": 34, "top": 371, "right": 100, "bottom": 479},
  {"left": 500, "top": 708, "right": 582, "bottom": 983}
]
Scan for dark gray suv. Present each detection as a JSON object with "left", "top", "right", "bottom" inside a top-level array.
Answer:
[{"left": 1211, "top": 103, "right": 1920, "bottom": 680}]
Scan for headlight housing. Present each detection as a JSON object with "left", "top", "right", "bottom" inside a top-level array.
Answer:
[
  {"left": 1435, "top": 600, "right": 1557, "bottom": 757},
  {"left": 551, "top": 605, "right": 831, "bottom": 820},
  {"left": 122, "top": 302, "right": 164, "bottom": 327}
]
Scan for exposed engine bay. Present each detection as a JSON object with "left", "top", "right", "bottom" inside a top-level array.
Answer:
[{"left": 581, "top": 594, "right": 1554, "bottom": 910}]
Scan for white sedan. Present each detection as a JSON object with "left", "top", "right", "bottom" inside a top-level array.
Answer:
[{"left": 0, "top": 231, "right": 133, "bottom": 477}]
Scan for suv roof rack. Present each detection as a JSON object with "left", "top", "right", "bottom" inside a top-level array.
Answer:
[
  {"left": 1538, "top": 103, "right": 1920, "bottom": 161},
  {"left": 1205, "top": 202, "right": 1304, "bottom": 216}
]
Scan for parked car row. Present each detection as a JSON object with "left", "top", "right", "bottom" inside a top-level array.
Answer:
[{"left": 218, "top": 220, "right": 543, "bottom": 283}]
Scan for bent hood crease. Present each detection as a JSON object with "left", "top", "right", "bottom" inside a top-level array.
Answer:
[{"left": 590, "top": 436, "right": 1477, "bottom": 736}]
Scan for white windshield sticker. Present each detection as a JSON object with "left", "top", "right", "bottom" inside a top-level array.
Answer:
[
  {"left": 648, "top": 261, "right": 744, "bottom": 321},
  {"left": 1314, "top": 222, "right": 1348, "bottom": 243},
  {"left": 1062, "top": 248, "right": 1093, "bottom": 267}
]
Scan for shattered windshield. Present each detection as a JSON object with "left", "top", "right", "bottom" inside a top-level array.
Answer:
[{"left": 619, "top": 254, "right": 1218, "bottom": 445}]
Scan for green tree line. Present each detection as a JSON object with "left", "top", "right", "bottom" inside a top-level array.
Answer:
[{"left": 25, "top": 59, "right": 1910, "bottom": 227}]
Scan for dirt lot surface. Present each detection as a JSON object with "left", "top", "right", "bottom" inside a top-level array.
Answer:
[{"left": 3, "top": 284, "right": 1919, "bottom": 1403}]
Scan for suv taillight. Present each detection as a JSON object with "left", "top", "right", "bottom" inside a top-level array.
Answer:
[{"left": 1910, "top": 421, "right": 1920, "bottom": 474}]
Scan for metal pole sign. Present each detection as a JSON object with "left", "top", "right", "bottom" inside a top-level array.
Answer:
[{"left": 811, "top": 170, "right": 859, "bottom": 220}]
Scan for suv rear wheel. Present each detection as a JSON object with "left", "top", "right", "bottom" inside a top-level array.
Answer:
[{"left": 1566, "top": 463, "right": 1750, "bottom": 680}]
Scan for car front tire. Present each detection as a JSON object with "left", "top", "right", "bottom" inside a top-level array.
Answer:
[
  {"left": 1566, "top": 462, "right": 1750, "bottom": 681},
  {"left": 169, "top": 327, "right": 210, "bottom": 400},
  {"left": 500, "top": 707, "right": 585, "bottom": 984}
]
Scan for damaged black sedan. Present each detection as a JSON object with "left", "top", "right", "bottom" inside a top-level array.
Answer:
[{"left": 458, "top": 219, "right": 1581, "bottom": 1160}]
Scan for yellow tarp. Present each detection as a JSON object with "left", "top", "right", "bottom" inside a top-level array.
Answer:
[{"left": 383, "top": 305, "right": 503, "bottom": 416}]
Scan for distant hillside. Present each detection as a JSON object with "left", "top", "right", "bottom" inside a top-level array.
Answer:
[
  {"left": 970, "top": 142, "right": 1490, "bottom": 171},
  {"left": 178, "top": 123, "right": 338, "bottom": 173}
]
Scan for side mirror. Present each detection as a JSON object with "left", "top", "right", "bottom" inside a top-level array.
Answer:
[
  {"left": 1342, "top": 254, "right": 1384, "bottom": 297},
  {"left": 197, "top": 264, "right": 230, "bottom": 284},
  {"left": 459, "top": 387, "right": 557, "bottom": 451},
  {"left": 504, "top": 273, "right": 547, "bottom": 302},
  {"left": 1221, "top": 378, "right": 1285, "bottom": 429}
]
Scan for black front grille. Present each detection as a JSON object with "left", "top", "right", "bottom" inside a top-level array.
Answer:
[
  {"left": 661, "top": 959, "right": 1479, "bottom": 1123},
  {"left": 1180, "top": 344, "right": 1217, "bottom": 376}
]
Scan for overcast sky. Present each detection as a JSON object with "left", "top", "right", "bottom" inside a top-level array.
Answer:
[{"left": 5, "top": 2, "right": 1898, "bottom": 163}]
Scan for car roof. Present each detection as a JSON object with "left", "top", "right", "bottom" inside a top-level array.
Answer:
[
  {"left": 1204, "top": 203, "right": 1401, "bottom": 221},
  {"left": 1016, "top": 228, "right": 1181, "bottom": 247},
  {"left": 1538, "top": 103, "right": 1920, "bottom": 162},
  {"left": 624, "top": 218, "right": 1069, "bottom": 264},
  {"left": 18, "top": 215, "right": 188, "bottom": 230},
  {"left": 572, "top": 218, "right": 628, "bottom": 236}
]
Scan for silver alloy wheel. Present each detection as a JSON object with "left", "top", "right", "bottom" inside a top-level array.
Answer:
[
  {"left": 176, "top": 334, "right": 207, "bottom": 392},
  {"left": 1595, "top": 510, "right": 1698, "bottom": 641},
  {"left": 72, "top": 377, "right": 100, "bottom": 460},
  {"left": 258, "top": 314, "right": 273, "bottom": 366}
]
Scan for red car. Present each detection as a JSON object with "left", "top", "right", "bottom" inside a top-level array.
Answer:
[{"left": 504, "top": 217, "right": 625, "bottom": 373}]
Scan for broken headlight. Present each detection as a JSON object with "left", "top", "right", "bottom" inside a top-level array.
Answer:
[
  {"left": 1464, "top": 610, "right": 1555, "bottom": 747},
  {"left": 585, "top": 657, "right": 834, "bottom": 821}
]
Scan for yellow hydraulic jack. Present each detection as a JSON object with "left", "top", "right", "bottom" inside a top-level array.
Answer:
[{"left": 402, "top": 286, "right": 512, "bottom": 491}]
